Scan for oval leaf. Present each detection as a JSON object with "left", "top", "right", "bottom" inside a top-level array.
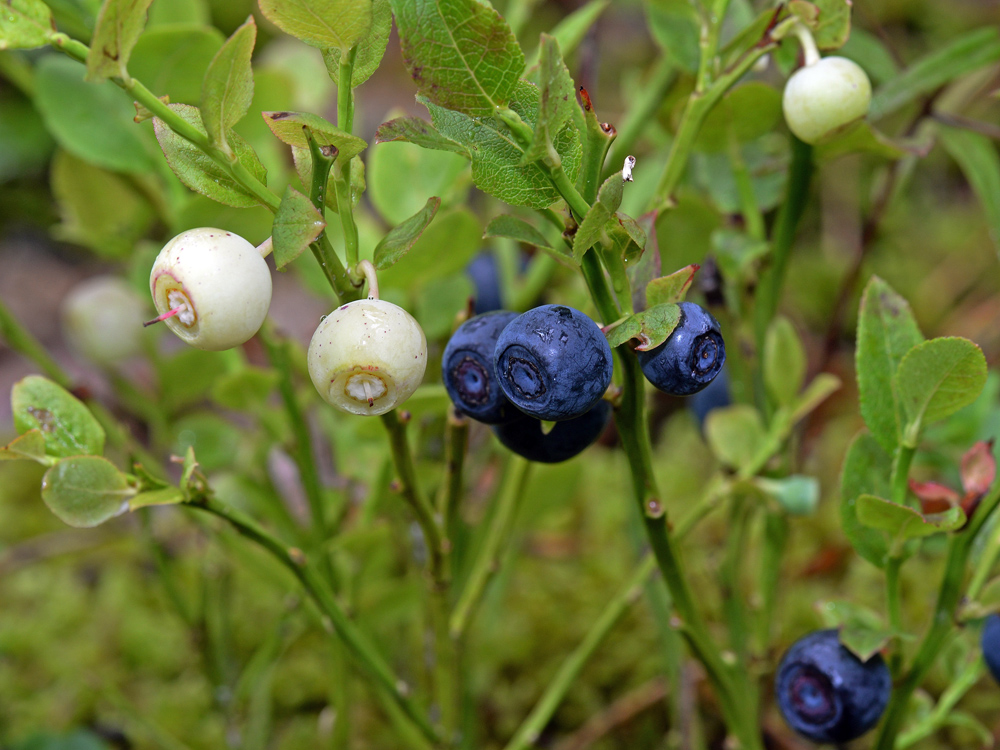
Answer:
[
  {"left": 704, "top": 404, "right": 766, "bottom": 471},
  {"left": 0, "top": 430, "right": 48, "bottom": 463},
  {"left": 373, "top": 196, "right": 441, "bottom": 270},
  {"left": 856, "top": 493, "right": 966, "bottom": 542},
  {"left": 0, "top": 0, "right": 54, "bottom": 50},
  {"left": 11, "top": 375, "right": 105, "bottom": 458},
  {"left": 645, "top": 264, "right": 698, "bottom": 308},
  {"left": 840, "top": 431, "right": 891, "bottom": 568},
  {"left": 272, "top": 185, "right": 325, "bottom": 270},
  {"left": 86, "top": 0, "right": 155, "bottom": 81},
  {"left": 201, "top": 15, "right": 256, "bottom": 149},
  {"left": 483, "top": 214, "right": 552, "bottom": 249},
  {"left": 765, "top": 316, "right": 806, "bottom": 408},
  {"left": 41, "top": 456, "right": 133, "bottom": 527},
  {"left": 259, "top": 0, "right": 371, "bottom": 52},
  {"left": 261, "top": 110, "right": 366, "bottom": 162},
  {"left": 605, "top": 303, "right": 680, "bottom": 350},
  {"left": 322, "top": 0, "right": 390, "bottom": 87}
]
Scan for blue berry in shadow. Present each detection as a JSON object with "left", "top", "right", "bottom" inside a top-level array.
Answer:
[
  {"left": 442, "top": 311, "right": 519, "bottom": 424},
  {"left": 688, "top": 367, "right": 731, "bottom": 430},
  {"left": 775, "top": 629, "right": 891, "bottom": 744},
  {"left": 494, "top": 305, "right": 613, "bottom": 421},
  {"left": 982, "top": 614, "right": 1000, "bottom": 684},
  {"left": 466, "top": 252, "right": 504, "bottom": 314},
  {"left": 492, "top": 400, "right": 611, "bottom": 463},
  {"left": 637, "top": 302, "right": 725, "bottom": 396}
]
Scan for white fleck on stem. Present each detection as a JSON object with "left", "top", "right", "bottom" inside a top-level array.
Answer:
[
  {"left": 256, "top": 236, "right": 273, "bottom": 258},
  {"left": 357, "top": 259, "right": 380, "bottom": 300},
  {"left": 622, "top": 155, "right": 636, "bottom": 182},
  {"left": 793, "top": 23, "right": 821, "bottom": 67}
]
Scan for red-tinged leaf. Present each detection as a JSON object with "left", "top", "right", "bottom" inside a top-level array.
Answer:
[
  {"left": 908, "top": 480, "right": 960, "bottom": 515},
  {"left": 961, "top": 439, "right": 996, "bottom": 497},
  {"left": 645, "top": 264, "right": 699, "bottom": 307}
]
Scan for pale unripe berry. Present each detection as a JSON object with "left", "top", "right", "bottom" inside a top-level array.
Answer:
[
  {"left": 782, "top": 57, "right": 872, "bottom": 145},
  {"left": 62, "top": 276, "right": 147, "bottom": 366},
  {"left": 149, "top": 228, "right": 272, "bottom": 351},
  {"left": 308, "top": 299, "right": 428, "bottom": 416}
]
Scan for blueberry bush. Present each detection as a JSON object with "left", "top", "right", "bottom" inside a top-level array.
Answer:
[{"left": 1, "top": 0, "right": 1000, "bottom": 748}]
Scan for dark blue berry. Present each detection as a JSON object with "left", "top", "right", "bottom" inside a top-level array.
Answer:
[
  {"left": 442, "top": 311, "right": 520, "bottom": 424},
  {"left": 637, "top": 302, "right": 725, "bottom": 396},
  {"left": 466, "top": 252, "right": 504, "bottom": 314},
  {"left": 688, "top": 367, "right": 730, "bottom": 430},
  {"left": 982, "top": 613, "right": 1000, "bottom": 684},
  {"left": 494, "top": 305, "right": 613, "bottom": 421},
  {"left": 775, "top": 629, "right": 891, "bottom": 744},
  {"left": 492, "top": 400, "right": 611, "bottom": 463}
]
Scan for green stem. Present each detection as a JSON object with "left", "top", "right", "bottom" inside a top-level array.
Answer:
[
  {"left": 890, "top": 443, "right": 916, "bottom": 507},
  {"left": 695, "top": 0, "right": 732, "bottom": 94},
  {"left": 896, "top": 655, "right": 985, "bottom": 749},
  {"left": 721, "top": 497, "right": 753, "bottom": 661},
  {"left": 0, "top": 297, "right": 74, "bottom": 389},
  {"left": 438, "top": 409, "right": 469, "bottom": 563},
  {"left": 727, "top": 125, "right": 765, "bottom": 241},
  {"left": 605, "top": 57, "right": 676, "bottom": 180},
  {"left": 336, "top": 47, "right": 360, "bottom": 267},
  {"left": 306, "top": 133, "right": 359, "bottom": 302},
  {"left": 755, "top": 511, "right": 788, "bottom": 657},
  {"left": 186, "top": 494, "right": 442, "bottom": 747},
  {"left": 967, "top": 516, "right": 1000, "bottom": 600},
  {"left": 885, "top": 555, "right": 904, "bottom": 677},
  {"left": 450, "top": 456, "right": 532, "bottom": 638}
]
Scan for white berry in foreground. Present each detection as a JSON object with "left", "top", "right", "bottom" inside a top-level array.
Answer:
[
  {"left": 308, "top": 299, "right": 428, "bottom": 416},
  {"left": 149, "top": 228, "right": 272, "bottom": 351},
  {"left": 782, "top": 56, "right": 872, "bottom": 145},
  {"left": 62, "top": 276, "right": 147, "bottom": 367}
]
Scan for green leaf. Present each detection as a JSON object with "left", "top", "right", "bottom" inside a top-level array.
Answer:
[
  {"left": 856, "top": 276, "right": 924, "bottom": 454},
  {"left": 645, "top": 265, "right": 698, "bottom": 307},
  {"left": 788, "top": 0, "right": 851, "bottom": 51},
  {"left": 840, "top": 431, "right": 891, "bottom": 568},
  {"left": 272, "top": 185, "right": 324, "bottom": 270},
  {"left": 85, "top": 0, "right": 154, "bottom": 81},
  {"left": 483, "top": 214, "right": 552, "bottom": 249},
  {"left": 367, "top": 138, "right": 467, "bottom": 224},
  {"left": 696, "top": 83, "right": 782, "bottom": 152},
  {"left": 790, "top": 372, "right": 840, "bottom": 423},
  {"left": 378, "top": 207, "right": 481, "bottom": 287},
  {"left": 414, "top": 273, "right": 474, "bottom": 339},
  {"left": 0, "top": 0, "right": 54, "bottom": 50},
  {"left": 261, "top": 110, "right": 366, "bottom": 162},
  {"left": 645, "top": 0, "right": 699, "bottom": 73},
  {"left": 0, "top": 94, "right": 55, "bottom": 181},
  {"left": 11, "top": 375, "right": 105, "bottom": 458},
  {"left": 157, "top": 347, "right": 229, "bottom": 412},
  {"left": 815, "top": 120, "right": 926, "bottom": 162},
  {"left": 939, "top": 126, "right": 1000, "bottom": 258},
  {"left": 153, "top": 103, "right": 268, "bottom": 207},
  {"left": 392, "top": 0, "right": 524, "bottom": 118},
  {"left": 373, "top": 196, "right": 441, "bottom": 270},
  {"left": 322, "top": 0, "right": 390, "bottom": 87},
  {"left": 201, "top": 15, "right": 256, "bottom": 151},
  {"left": 605, "top": 303, "right": 680, "bottom": 350},
  {"left": 839, "top": 624, "right": 895, "bottom": 663},
  {"left": 526, "top": 0, "right": 608, "bottom": 68},
  {"left": 520, "top": 34, "right": 576, "bottom": 165},
  {"left": 292, "top": 151, "right": 365, "bottom": 214},
  {"left": 573, "top": 173, "right": 623, "bottom": 263},
  {"left": 258, "top": 0, "right": 371, "bottom": 53},
  {"left": 129, "top": 24, "right": 225, "bottom": 105},
  {"left": 129, "top": 486, "right": 184, "bottom": 510},
  {"left": 374, "top": 116, "right": 469, "bottom": 155},
  {"left": 41, "top": 455, "right": 133, "bottom": 527},
  {"left": 896, "top": 337, "right": 988, "bottom": 438},
  {"left": 148, "top": 0, "right": 209, "bottom": 25},
  {"left": 856, "top": 493, "right": 966, "bottom": 543},
  {"left": 704, "top": 404, "right": 766, "bottom": 471},
  {"left": 34, "top": 55, "right": 156, "bottom": 173},
  {"left": 765, "top": 316, "right": 806, "bottom": 408},
  {"left": 870, "top": 29, "right": 1000, "bottom": 121},
  {"left": 755, "top": 475, "right": 819, "bottom": 516},
  {"left": 958, "top": 576, "right": 1000, "bottom": 620},
  {"left": 211, "top": 366, "right": 279, "bottom": 411},
  {"left": 0, "top": 430, "right": 48, "bottom": 463}
]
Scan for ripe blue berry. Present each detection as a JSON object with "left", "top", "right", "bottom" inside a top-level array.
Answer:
[
  {"left": 688, "top": 367, "right": 730, "bottom": 430},
  {"left": 492, "top": 400, "right": 611, "bottom": 463},
  {"left": 442, "top": 311, "right": 520, "bottom": 424},
  {"left": 494, "top": 305, "right": 613, "bottom": 421},
  {"left": 982, "top": 613, "right": 1000, "bottom": 684},
  {"left": 775, "top": 629, "right": 891, "bottom": 744},
  {"left": 637, "top": 302, "right": 725, "bottom": 396},
  {"left": 466, "top": 252, "right": 504, "bottom": 314}
]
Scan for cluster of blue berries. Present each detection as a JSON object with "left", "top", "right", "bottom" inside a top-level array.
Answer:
[{"left": 442, "top": 301, "right": 726, "bottom": 463}]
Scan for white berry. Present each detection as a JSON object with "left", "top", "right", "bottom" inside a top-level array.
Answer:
[
  {"left": 782, "top": 56, "right": 872, "bottom": 145},
  {"left": 307, "top": 299, "right": 428, "bottom": 416},
  {"left": 62, "top": 276, "right": 147, "bottom": 366},
  {"left": 149, "top": 228, "right": 272, "bottom": 351}
]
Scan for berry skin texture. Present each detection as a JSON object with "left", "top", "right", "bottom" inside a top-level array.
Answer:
[
  {"left": 494, "top": 304, "right": 613, "bottom": 421},
  {"left": 308, "top": 298, "right": 427, "bottom": 416},
  {"left": 442, "top": 311, "right": 520, "bottom": 424},
  {"left": 62, "top": 276, "right": 147, "bottom": 367},
  {"left": 782, "top": 56, "right": 873, "bottom": 145},
  {"left": 775, "top": 629, "right": 891, "bottom": 744},
  {"left": 149, "top": 228, "right": 272, "bottom": 351},
  {"left": 637, "top": 302, "right": 726, "bottom": 396},
  {"left": 492, "top": 400, "right": 611, "bottom": 463},
  {"left": 982, "top": 613, "right": 1000, "bottom": 685}
]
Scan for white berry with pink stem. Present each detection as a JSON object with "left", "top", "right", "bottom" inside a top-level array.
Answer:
[{"left": 147, "top": 228, "right": 272, "bottom": 351}]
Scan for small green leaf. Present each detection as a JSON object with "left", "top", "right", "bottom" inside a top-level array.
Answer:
[
  {"left": 645, "top": 265, "right": 698, "bottom": 307},
  {"left": 378, "top": 207, "right": 482, "bottom": 287},
  {"left": 790, "top": 372, "right": 840, "bottom": 423},
  {"left": 367, "top": 138, "right": 466, "bottom": 224},
  {"left": 483, "top": 214, "right": 553, "bottom": 250},
  {"left": 211, "top": 366, "right": 279, "bottom": 411},
  {"left": 41, "top": 455, "right": 133, "bottom": 527},
  {"left": 0, "top": 0, "right": 54, "bottom": 50},
  {"left": 129, "top": 486, "right": 185, "bottom": 510},
  {"left": 645, "top": 0, "right": 699, "bottom": 73},
  {"left": 0, "top": 430, "right": 48, "bottom": 463},
  {"left": 765, "top": 316, "right": 806, "bottom": 408},
  {"left": 573, "top": 173, "right": 624, "bottom": 262},
  {"left": 856, "top": 276, "right": 924, "bottom": 454},
  {"left": 129, "top": 24, "right": 225, "bottom": 105},
  {"left": 157, "top": 348, "right": 229, "bottom": 412},
  {"left": 258, "top": 0, "right": 371, "bottom": 53},
  {"left": 374, "top": 116, "right": 468, "bottom": 155},
  {"left": 391, "top": 0, "right": 524, "bottom": 118},
  {"left": 520, "top": 34, "right": 576, "bottom": 165},
  {"left": 705, "top": 405, "right": 766, "bottom": 471},
  {"left": 840, "top": 431, "right": 891, "bottom": 568},
  {"left": 272, "top": 185, "right": 324, "bottom": 270},
  {"left": 870, "top": 29, "right": 1000, "bottom": 121},
  {"left": 526, "top": 0, "right": 608, "bottom": 68},
  {"left": 856, "top": 493, "right": 966, "bottom": 543},
  {"left": 154, "top": 103, "right": 268, "bottom": 207},
  {"left": 816, "top": 121, "right": 926, "bottom": 161},
  {"left": 755, "top": 475, "right": 819, "bottom": 516},
  {"left": 322, "top": 0, "right": 390, "bottom": 87},
  {"left": 696, "top": 83, "right": 782, "bottom": 152},
  {"left": 201, "top": 15, "right": 256, "bottom": 150},
  {"left": 939, "top": 126, "right": 1000, "bottom": 258},
  {"left": 605, "top": 303, "right": 680, "bottom": 350},
  {"left": 85, "top": 0, "right": 154, "bottom": 81},
  {"left": 414, "top": 273, "right": 474, "bottom": 339},
  {"left": 839, "top": 625, "right": 894, "bottom": 663},
  {"left": 11, "top": 375, "right": 105, "bottom": 458},
  {"left": 896, "top": 337, "right": 988, "bottom": 438},
  {"left": 788, "top": 0, "right": 851, "bottom": 51},
  {"left": 374, "top": 197, "right": 441, "bottom": 270},
  {"left": 261, "top": 110, "right": 366, "bottom": 162}
]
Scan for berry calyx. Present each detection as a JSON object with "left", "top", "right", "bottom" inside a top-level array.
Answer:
[
  {"left": 442, "top": 311, "right": 520, "bottom": 424},
  {"left": 308, "top": 298, "right": 427, "bottom": 416},
  {"left": 62, "top": 275, "right": 147, "bottom": 367},
  {"left": 493, "top": 304, "right": 613, "bottom": 421},
  {"left": 782, "top": 56, "right": 872, "bottom": 145},
  {"left": 148, "top": 228, "right": 272, "bottom": 351},
  {"left": 775, "top": 629, "right": 891, "bottom": 744},
  {"left": 492, "top": 400, "right": 611, "bottom": 463},
  {"left": 637, "top": 302, "right": 725, "bottom": 396}
]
